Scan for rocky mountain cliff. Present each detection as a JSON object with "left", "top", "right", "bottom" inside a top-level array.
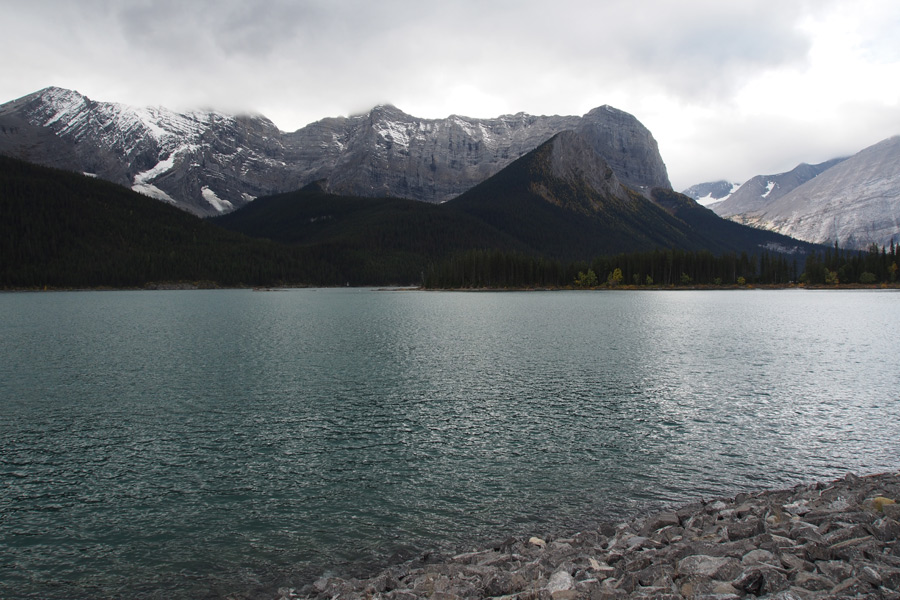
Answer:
[
  {"left": 720, "top": 137, "right": 900, "bottom": 249},
  {"left": 0, "top": 87, "right": 671, "bottom": 217}
]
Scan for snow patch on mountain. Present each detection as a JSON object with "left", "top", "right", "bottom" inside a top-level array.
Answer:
[
  {"left": 43, "top": 96, "right": 87, "bottom": 128},
  {"left": 132, "top": 145, "right": 197, "bottom": 187},
  {"left": 375, "top": 120, "right": 411, "bottom": 149},
  {"left": 201, "top": 186, "right": 233, "bottom": 212},
  {"left": 682, "top": 181, "right": 742, "bottom": 206},
  {"left": 133, "top": 183, "right": 176, "bottom": 204}
]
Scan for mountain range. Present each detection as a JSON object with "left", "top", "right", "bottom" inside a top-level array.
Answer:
[
  {"left": 2, "top": 126, "right": 817, "bottom": 289},
  {"left": 683, "top": 137, "right": 900, "bottom": 250},
  {"left": 0, "top": 87, "right": 669, "bottom": 217},
  {"left": 214, "top": 130, "right": 813, "bottom": 261},
  {"left": 4, "top": 86, "right": 897, "bottom": 254}
]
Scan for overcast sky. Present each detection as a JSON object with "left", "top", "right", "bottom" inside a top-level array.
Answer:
[{"left": 2, "top": 0, "right": 899, "bottom": 191}]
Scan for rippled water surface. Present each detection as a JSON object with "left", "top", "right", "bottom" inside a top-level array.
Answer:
[{"left": 2, "top": 288, "right": 899, "bottom": 598}]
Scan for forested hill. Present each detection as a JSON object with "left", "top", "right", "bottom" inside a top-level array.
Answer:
[{"left": 0, "top": 155, "right": 349, "bottom": 287}]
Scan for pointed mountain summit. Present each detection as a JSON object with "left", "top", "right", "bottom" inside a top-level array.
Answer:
[{"left": 216, "top": 130, "right": 813, "bottom": 262}]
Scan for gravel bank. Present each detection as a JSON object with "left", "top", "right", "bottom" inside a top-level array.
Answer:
[{"left": 282, "top": 472, "right": 900, "bottom": 600}]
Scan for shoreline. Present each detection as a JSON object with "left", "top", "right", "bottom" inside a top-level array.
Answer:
[
  {"left": 2, "top": 283, "right": 899, "bottom": 293},
  {"left": 283, "top": 472, "right": 900, "bottom": 600}
]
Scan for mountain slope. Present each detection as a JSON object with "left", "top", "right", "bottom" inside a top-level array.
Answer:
[
  {"left": 708, "top": 158, "right": 846, "bottom": 218},
  {"left": 0, "top": 87, "right": 670, "bottom": 216},
  {"left": 0, "top": 87, "right": 291, "bottom": 217},
  {"left": 212, "top": 183, "right": 532, "bottom": 259},
  {"left": 447, "top": 132, "right": 815, "bottom": 259},
  {"left": 649, "top": 188, "right": 814, "bottom": 256},
  {"left": 445, "top": 132, "right": 693, "bottom": 259},
  {"left": 723, "top": 136, "right": 900, "bottom": 249}
]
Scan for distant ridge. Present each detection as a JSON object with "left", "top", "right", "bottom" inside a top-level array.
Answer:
[
  {"left": 708, "top": 158, "right": 846, "bottom": 218},
  {"left": 715, "top": 137, "right": 900, "bottom": 249}
]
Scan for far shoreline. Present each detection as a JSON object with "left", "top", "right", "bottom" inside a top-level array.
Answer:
[{"left": 2, "top": 282, "right": 899, "bottom": 293}]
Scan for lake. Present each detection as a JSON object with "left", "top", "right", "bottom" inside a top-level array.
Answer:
[{"left": 1, "top": 288, "right": 899, "bottom": 598}]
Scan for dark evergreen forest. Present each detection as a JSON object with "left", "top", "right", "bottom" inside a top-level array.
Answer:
[
  {"left": 421, "top": 244, "right": 899, "bottom": 288},
  {"left": 2, "top": 155, "right": 896, "bottom": 290}
]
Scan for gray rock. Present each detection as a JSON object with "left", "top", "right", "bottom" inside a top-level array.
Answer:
[
  {"left": 791, "top": 570, "right": 835, "bottom": 591},
  {"left": 802, "top": 541, "right": 833, "bottom": 562},
  {"left": 295, "top": 472, "right": 900, "bottom": 600},
  {"left": 881, "top": 566, "right": 900, "bottom": 591},
  {"left": 677, "top": 575, "right": 739, "bottom": 598},
  {"left": 779, "top": 552, "right": 816, "bottom": 572},
  {"left": 766, "top": 591, "right": 807, "bottom": 600},
  {"left": 817, "top": 559, "right": 855, "bottom": 582},
  {"left": 858, "top": 564, "right": 884, "bottom": 586},
  {"left": 639, "top": 512, "right": 681, "bottom": 536},
  {"left": 727, "top": 518, "right": 765, "bottom": 541},
  {"left": 547, "top": 569, "right": 576, "bottom": 593},
  {"left": 829, "top": 576, "right": 874, "bottom": 597},
  {"left": 741, "top": 549, "right": 778, "bottom": 566},
  {"left": 481, "top": 571, "right": 510, "bottom": 596},
  {"left": 633, "top": 563, "right": 674, "bottom": 587},
  {"left": 677, "top": 555, "right": 742, "bottom": 580},
  {"left": 874, "top": 517, "right": 900, "bottom": 542},
  {"left": 731, "top": 565, "right": 790, "bottom": 596}
]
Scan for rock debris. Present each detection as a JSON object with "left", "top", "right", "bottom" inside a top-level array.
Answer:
[{"left": 282, "top": 472, "right": 900, "bottom": 600}]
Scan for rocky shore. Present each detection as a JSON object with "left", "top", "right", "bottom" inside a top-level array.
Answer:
[{"left": 281, "top": 472, "right": 900, "bottom": 600}]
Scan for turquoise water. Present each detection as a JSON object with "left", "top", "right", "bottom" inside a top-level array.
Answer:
[{"left": 1, "top": 288, "right": 899, "bottom": 598}]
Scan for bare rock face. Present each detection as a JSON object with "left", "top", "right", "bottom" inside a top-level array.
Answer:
[
  {"left": 267, "top": 104, "right": 671, "bottom": 204},
  {"left": 574, "top": 105, "right": 670, "bottom": 196},
  {"left": 0, "top": 87, "right": 671, "bottom": 217},
  {"left": 703, "top": 140, "right": 900, "bottom": 250},
  {"left": 708, "top": 158, "right": 847, "bottom": 219},
  {"left": 547, "top": 131, "right": 628, "bottom": 202},
  {"left": 729, "top": 137, "right": 900, "bottom": 250}
]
